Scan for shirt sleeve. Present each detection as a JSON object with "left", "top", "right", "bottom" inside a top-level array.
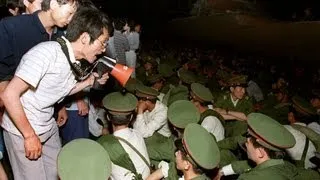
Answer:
[
  {"left": 15, "top": 43, "right": 52, "bottom": 88},
  {"left": 111, "top": 163, "right": 136, "bottom": 180},
  {"left": 201, "top": 116, "right": 225, "bottom": 141},
  {"left": 133, "top": 106, "right": 168, "bottom": 138}
]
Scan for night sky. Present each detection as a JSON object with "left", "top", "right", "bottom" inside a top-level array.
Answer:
[{"left": 94, "top": 0, "right": 320, "bottom": 23}]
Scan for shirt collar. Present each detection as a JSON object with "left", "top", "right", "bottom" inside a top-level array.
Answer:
[
  {"left": 33, "top": 11, "right": 47, "bottom": 35},
  {"left": 61, "top": 36, "right": 78, "bottom": 64},
  {"left": 113, "top": 128, "right": 131, "bottom": 137},
  {"left": 230, "top": 94, "right": 239, "bottom": 106}
]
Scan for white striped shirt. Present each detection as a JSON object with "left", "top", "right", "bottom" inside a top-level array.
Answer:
[{"left": 2, "top": 41, "right": 77, "bottom": 136}]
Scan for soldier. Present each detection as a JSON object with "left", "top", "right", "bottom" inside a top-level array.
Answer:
[
  {"left": 146, "top": 74, "right": 166, "bottom": 102},
  {"left": 136, "top": 56, "right": 158, "bottom": 84},
  {"left": 259, "top": 87, "right": 291, "bottom": 125},
  {"left": 133, "top": 83, "right": 171, "bottom": 138},
  {"left": 236, "top": 113, "right": 298, "bottom": 179},
  {"left": 167, "top": 100, "right": 200, "bottom": 137},
  {"left": 189, "top": 83, "right": 225, "bottom": 141},
  {"left": 133, "top": 84, "right": 175, "bottom": 167},
  {"left": 163, "top": 68, "right": 196, "bottom": 107},
  {"left": 97, "top": 91, "right": 151, "bottom": 179},
  {"left": 148, "top": 124, "right": 220, "bottom": 180},
  {"left": 57, "top": 139, "right": 112, "bottom": 180},
  {"left": 284, "top": 96, "right": 317, "bottom": 169},
  {"left": 214, "top": 75, "right": 253, "bottom": 137}
]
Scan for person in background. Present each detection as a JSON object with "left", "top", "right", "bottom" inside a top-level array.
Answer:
[
  {"left": 6, "top": 0, "right": 24, "bottom": 16},
  {"left": 124, "top": 19, "right": 140, "bottom": 77}
]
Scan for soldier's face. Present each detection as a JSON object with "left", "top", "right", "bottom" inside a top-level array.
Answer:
[
  {"left": 311, "top": 98, "right": 320, "bottom": 109},
  {"left": 231, "top": 86, "right": 245, "bottom": 100}
]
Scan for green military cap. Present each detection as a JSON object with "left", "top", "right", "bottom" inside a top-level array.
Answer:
[
  {"left": 158, "top": 64, "right": 175, "bottom": 78},
  {"left": 216, "top": 69, "right": 231, "bottom": 81},
  {"left": 146, "top": 74, "right": 164, "bottom": 84},
  {"left": 124, "top": 78, "right": 142, "bottom": 93},
  {"left": 102, "top": 91, "right": 138, "bottom": 115},
  {"left": 228, "top": 75, "right": 248, "bottom": 87},
  {"left": 292, "top": 96, "right": 317, "bottom": 116},
  {"left": 247, "top": 113, "right": 296, "bottom": 151},
  {"left": 190, "top": 83, "right": 213, "bottom": 103},
  {"left": 291, "top": 124, "right": 320, "bottom": 152},
  {"left": 58, "top": 139, "right": 111, "bottom": 180},
  {"left": 168, "top": 100, "right": 200, "bottom": 129},
  {"left": 175, "top": 123, "right": 220, "bottom": 169},
  {"left": 135, "top": 83, "right": 160, "bottom": 99},
  {"left": 177, "top": 68, "right": 197, "bottom": 84}
]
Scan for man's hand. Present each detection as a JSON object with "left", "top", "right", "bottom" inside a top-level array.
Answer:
[
  {"left": 57, "top": 107, "right": 68, "bottom": 127},
  {"left": 24, "top": 134, "right": 42, "bottom": 160},
  {"left": 137, "top": 101, "right": 148, "bottom": 114},
  {"left": 76, "top": 99, "right": 89, "bottom": 116},
  {"left": 88, "top": 72, "right": 109, "bottom": 87},
  {"left": 101, "top": 127, "right": 109, "bottom": 136}
]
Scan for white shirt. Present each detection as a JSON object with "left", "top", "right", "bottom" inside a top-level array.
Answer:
[
  {"left": 284, "top": 123, "right": 317, "bottom": 168},
  {"left": 133, "top": 101, "right": 171, "bottom": 138},
  {"left": 2, "top": 40, "right": 76, "bottom": 135},
  {"left": 246, "top": 80, "right": 264, "bottom": 102},
  {"left": 111, "top": 128, "right": 150, "bottom": 180},
  {"left": 201, "top": 116, "right": 225, "bottom": 141},
  {"left": 230, "top": 94, "right": 239, "bottom": 107},
  {"left": 307, "top": 122, "right": 320, "bottom": 135},
  {"left": 88, "top": 104, "right": 107, "bottom": 137}
]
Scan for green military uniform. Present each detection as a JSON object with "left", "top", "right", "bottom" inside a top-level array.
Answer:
[
  {"left": 136, "top": 56, "right": 158, "bottom": 84},
  {"left": 134, "top": 84, "right": 176, "bottom": 168},
  {"left": 174, "top": 124, "right": 220, "bottom": 180},
  {"left": 190, "top": 83, "right": 225, "bottom": 127},
  {"left": 215, "top": 75, "right": 253, "bottom": 137},
  {"left": 238, "top": 113, "right": 298, "bottom": 180},
  {"left": 57, "top": 139, "right": 112, "bottom": 180},
  {"left": 97, "top": 92, "right": 150, "bottom": 179},
  {"left": 158, "top": 63, "right": 180, "bottom": 94},
  {"left": 259, "top": 88, "right": 291, "bottom": 125},
  {"left": 124, "top": 78, "right": 142, "bottom": 93}
]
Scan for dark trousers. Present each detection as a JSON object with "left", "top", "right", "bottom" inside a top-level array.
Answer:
[{"left": 60, "top": 110, "right": 89, "bottom": 145}]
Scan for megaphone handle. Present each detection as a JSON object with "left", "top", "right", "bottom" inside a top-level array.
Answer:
[{"left": 92, "top": 62, "right": 108, "bottom": 89}]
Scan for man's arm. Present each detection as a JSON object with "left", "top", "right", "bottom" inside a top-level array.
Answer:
[
  {"left": 68, "top": 72, "right": 109, "bottom": 95},
  {"left": 1, "top": 76, "right": 42, "bottom": 160},
  {"left": 133, "top": 102, "right": 168, "bottom": 138}
]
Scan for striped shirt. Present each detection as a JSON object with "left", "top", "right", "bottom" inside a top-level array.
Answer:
[
  {"left": 113, "top": 30, "right": 130, "bottom": 65},
  {"left": 2, "top": 41, "right": 77, "bottom": 136}
]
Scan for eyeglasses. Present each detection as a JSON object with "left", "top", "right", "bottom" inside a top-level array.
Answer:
[{"left": 96, "top": 38, "right": 106, "bottom": 48}]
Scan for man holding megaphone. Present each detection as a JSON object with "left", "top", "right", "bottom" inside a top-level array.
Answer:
[{"left": 0, "top": 8, "right": 112, "bottom": 180}]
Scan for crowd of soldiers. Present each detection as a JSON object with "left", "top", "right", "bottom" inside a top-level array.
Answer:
[
  {"left": 0, "top": 0, "right": 320, "bottom": 179},
  {"left": 58, "top": 41, "right": 320, "bottom": 179}
]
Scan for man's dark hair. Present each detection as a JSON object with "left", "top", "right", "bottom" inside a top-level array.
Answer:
[
  {"left": 107, "top": 112, "right": 136, "bottom": 126},
  {"left": 65, "top": 7, "right": 111, "bottom": 44},
  {"left": 41, "top": 0, "right": 78, "bottom": 12},
  {"left": 250, "top": 137, "right": 284, "bottom": 159},
  {"left": 7, "top": 0, "right": 25, "bottom": 14},
  {"left": 180, "top": 151, "right": 204, "bottom": 175},
  {"left": 113, "top": 18, "right": 126, "bottom": 31}
]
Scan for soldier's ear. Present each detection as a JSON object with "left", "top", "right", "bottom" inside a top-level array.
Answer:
[{"left": 230, "top": 87, "right": 234, "bottom": 92}]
